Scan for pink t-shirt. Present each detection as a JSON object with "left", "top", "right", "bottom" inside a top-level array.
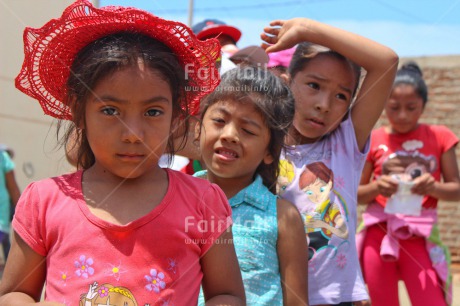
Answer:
[
  {"left": 367, "top": 124, "right": 459, "bottom": 208},
  {"left": 13, "top": 169, "right": 232, "bottom": 306}
]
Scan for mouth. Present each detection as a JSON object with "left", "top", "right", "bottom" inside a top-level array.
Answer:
[
  {"left": 117, "top": 153, "right": 145, "bottom": 160},
  {"left": 308, "top": 117, "right": 325, "bottom": 126},
  {"left": 215, "top": 147, "right": 239, "bottom": 161}
]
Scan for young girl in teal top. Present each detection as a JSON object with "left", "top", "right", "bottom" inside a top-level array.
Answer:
[{"left": 195, "top": 67, "right": 309, "bottom": 305}]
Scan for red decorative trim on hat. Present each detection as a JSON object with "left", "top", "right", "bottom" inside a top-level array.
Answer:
[{"left": 16, "top": 0, "right": 221, "bottom": 119}]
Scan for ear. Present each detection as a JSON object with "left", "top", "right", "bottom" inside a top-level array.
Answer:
[
  {"left": 280, "top": 73, "right": 290, "bottom": 84},
  {"left": 69, "top": 96, "right": 83, "bottom": 129},
  {"left": 194, "top": 120, "right": 202, "bottom": 143},
  {"left": 263, "top": 152, "right": 274, "bottom": 165}
]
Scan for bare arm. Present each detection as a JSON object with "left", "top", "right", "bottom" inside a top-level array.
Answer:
[
  {"left": 260, "top": 18, "right": 399, "bottom": 150},
  {"left": 412, "top": 146, "right": 460, "bottom": 201},
  {"left": 201, "top": 229, "right": 246, "bottom": 306},
  {"left": 276, "top": 199, "right": 309, "bottom": 306},
  {"left": 0, "top": 232, "right": 64, "bottom": 305},
  {"left": 358, "top": 161, "right": 399, "bottom": 204},
  {"left": 5, "top": 170, "right": 21, "bottom": 206}
]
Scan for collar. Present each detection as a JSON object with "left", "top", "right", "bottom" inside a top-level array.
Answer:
[
  {"left": 228, "top": 175, "right": 269, "bottom": 211},
  {"left": 194, "top": 170, "right": 269, "bottom": 211}
]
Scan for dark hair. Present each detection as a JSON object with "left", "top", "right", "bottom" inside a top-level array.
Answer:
[
  {"left": 288, "top": 42, "right": 362, "bottom": 99},
  {"left": 394, "top": 61, "right": 428, "bottom": 105},
  {"left": 59, "top": 32, "right": 189, "bottom": 169},
  {"left": 199, "top": 66, "right": 295, "bottom": 193}
]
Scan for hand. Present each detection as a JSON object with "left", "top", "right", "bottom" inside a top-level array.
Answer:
[
  {"left": 260, "top": 18, "right": 311, "bottom": 53},
  {"left": 411, "top": 173, "right": 435, "bottom": 196},
  {"left": 376, "top": 175, "right": 398, "bottom": 198}
]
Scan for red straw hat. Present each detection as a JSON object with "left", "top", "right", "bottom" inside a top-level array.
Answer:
[{"left": 15, "top": 0, "right": 221, "bottom": 119}]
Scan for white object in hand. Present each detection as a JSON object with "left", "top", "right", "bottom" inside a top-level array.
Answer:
[{"left": 384, "top": 175, "right": 423, "bottom": 216}]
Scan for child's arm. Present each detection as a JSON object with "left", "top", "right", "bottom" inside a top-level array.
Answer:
[
  {"left": 0, "top": 232, "right": 64, "bottom": 305},
  {"left": 412, "top": 146, "right": 460, "bottom": 200},
  {"left": 5, "top": 169, "right": 21, "bottom": 207},
  {"left": 261, "top": 18, "right": 399, "bottom": 151},
  {"left": 200, "top": 229, "right": 246, "bottom": 306},
  {"left": 276, "top": 199, "right": 309, "bottom": 306},
  {"left": 358, "top": 161, "right": 398, "bottom": 204}
]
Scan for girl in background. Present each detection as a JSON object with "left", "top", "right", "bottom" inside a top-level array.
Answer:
[
  {"left": 0, "top": 1, "right": 245, "bottom": 305},
  {"left": 195, "top": 67, "right": 309, "bottom": 305},
  {"left": 358, "top": 62, "right": 460, "bottom": 306},
  {"left": 0, "top": 145, "right": 20, "bottom": 263},
  {"left": 261, "top": 18, "right": 398, "bottom": 305}
]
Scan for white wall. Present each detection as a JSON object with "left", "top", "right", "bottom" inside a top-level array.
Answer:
[{"left": 0, "top": 1, "right": 96, "bottom": 190}]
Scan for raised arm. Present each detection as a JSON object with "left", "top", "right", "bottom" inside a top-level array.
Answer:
[
  {"left": 276, "top": 199, "right": 309, "bottom": 306},
  {"left": 200, "top": 229, "right": 246, "bottom": 306},
  {"left": 261, "top": 18, "right": 399, "bottom": 150}
]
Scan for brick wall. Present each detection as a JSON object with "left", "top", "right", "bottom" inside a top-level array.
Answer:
[{"left": 371, "top": 56, "right": 460, "bottom": 262}]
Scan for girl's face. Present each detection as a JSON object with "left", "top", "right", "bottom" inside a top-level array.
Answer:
[
  {"left": 197, "top": 100, "right": 273, "bottom": 186},
  {"left": 289, "top": 54, "right": 356, "bottom": 144},
  {"left": 385, "top": 84, "right": 424, "bottom": 134},
  {"left": 84, "top": 65, "right": 173, "bottom": 180}
]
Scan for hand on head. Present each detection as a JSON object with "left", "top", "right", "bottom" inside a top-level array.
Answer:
[{"left": 261, "top": 19, "right": 308, "bottom": 53}]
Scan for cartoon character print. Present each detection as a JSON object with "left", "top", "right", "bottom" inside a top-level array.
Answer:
[
  {"left": 298, "top": 162, "right": 349, "bottom": 260},
  {"left": 71, "top": 254, "right": 174, "bottom": 306},
  {"left": 382, "top": 149, "right": 437, "bottom": 181},
  {"left": 80, "top": 282, "right": 138, "bottom": 306},
  {"left": 277, "top": 159, "right": 294, "bottom": 196}
]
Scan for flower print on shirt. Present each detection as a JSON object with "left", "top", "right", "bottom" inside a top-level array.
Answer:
[
  {"left": 75, "top": 255, "right": 95, "bottom": 279},
  {"left": 59, "top": 271, "right": 70, "bottom": 286},
  {"left": 105, "top": 261, "right": 127, "bottom": 282},
  {"left": 145, "top": 269, "right": 166, "bottom": 293},
  {"left": 166, "top": 258, "right": 178, "bottom": 275},
  {"left": 336, "top": 253, "right": 347, "bottom": 269}
]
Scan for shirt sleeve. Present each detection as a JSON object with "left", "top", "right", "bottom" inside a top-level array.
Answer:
[
  {"left": 198, "top": 184, "right": 233, "bottom": 256},
  {"left": 1, "top": 151, "right": 14, "bottom": 173},
  {"left": 12, "top": 182, "right": 48, "bottom": 256},
  {"left": 436, "top": 125, "right": 459, "bottom": 153}
]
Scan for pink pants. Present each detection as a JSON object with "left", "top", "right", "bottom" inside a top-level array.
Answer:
[{"left": 361, "top": 224, "right": 446, "bottom": 306}]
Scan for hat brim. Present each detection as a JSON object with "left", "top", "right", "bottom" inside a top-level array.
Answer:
[
  {"left": 16, "top": 0, "right": 221, "bottom": 119},
  {"left": 229, "top": 46, "right": 269, "bottom": 65},
  {"left": 196, "top": 25, "right": 241, "bottom": 43}
]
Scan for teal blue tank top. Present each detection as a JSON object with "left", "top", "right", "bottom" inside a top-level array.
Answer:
[{"left": 195, "top": 172, "right": 282, "bottom": 305}]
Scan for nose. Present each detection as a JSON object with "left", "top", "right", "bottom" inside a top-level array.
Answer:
[
  {"left": 220, "top": 123, "right": 239, "bottom": 143},
  {"left": 397, "top": 109, "right": 408, "bottom": 120},
  {"left": 121, "top": 116, "right": 145, "bottom": 143},
  {"left": 314, "top": 93, "right": 331, "bottom": 113}
]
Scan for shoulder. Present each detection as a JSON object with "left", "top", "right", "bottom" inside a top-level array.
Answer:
[
  {"left": 23, "top": 171, "right": 81, "bottom": 198},
  {"left": 168, "top": 169, "right": 227, "bottom": 203},
  {"left": 169, "top": 168, "right": 213, "bottom": 190},
  {"left": 276, "top": 198, "right": 302, "bottom": 224},
  {"left": 276, "top": 198, "right": 305, "bottom": 239},
  {"left": 0, "top": 150, "right": 14, "bottom": 171},
  {"left": 421, "top": 124, "right": 458, "bottom": 143},
  {"left": 424, "top": 124, "right": 455, "bottom": 135}
]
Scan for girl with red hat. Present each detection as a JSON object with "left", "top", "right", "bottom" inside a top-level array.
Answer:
[{"left": 0, "top": 1, "right": 245, "bottom": 305}]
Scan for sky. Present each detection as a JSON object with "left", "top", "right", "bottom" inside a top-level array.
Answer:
[{"left": 99, "top": 0, "right": 460, "bottom": 58}]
